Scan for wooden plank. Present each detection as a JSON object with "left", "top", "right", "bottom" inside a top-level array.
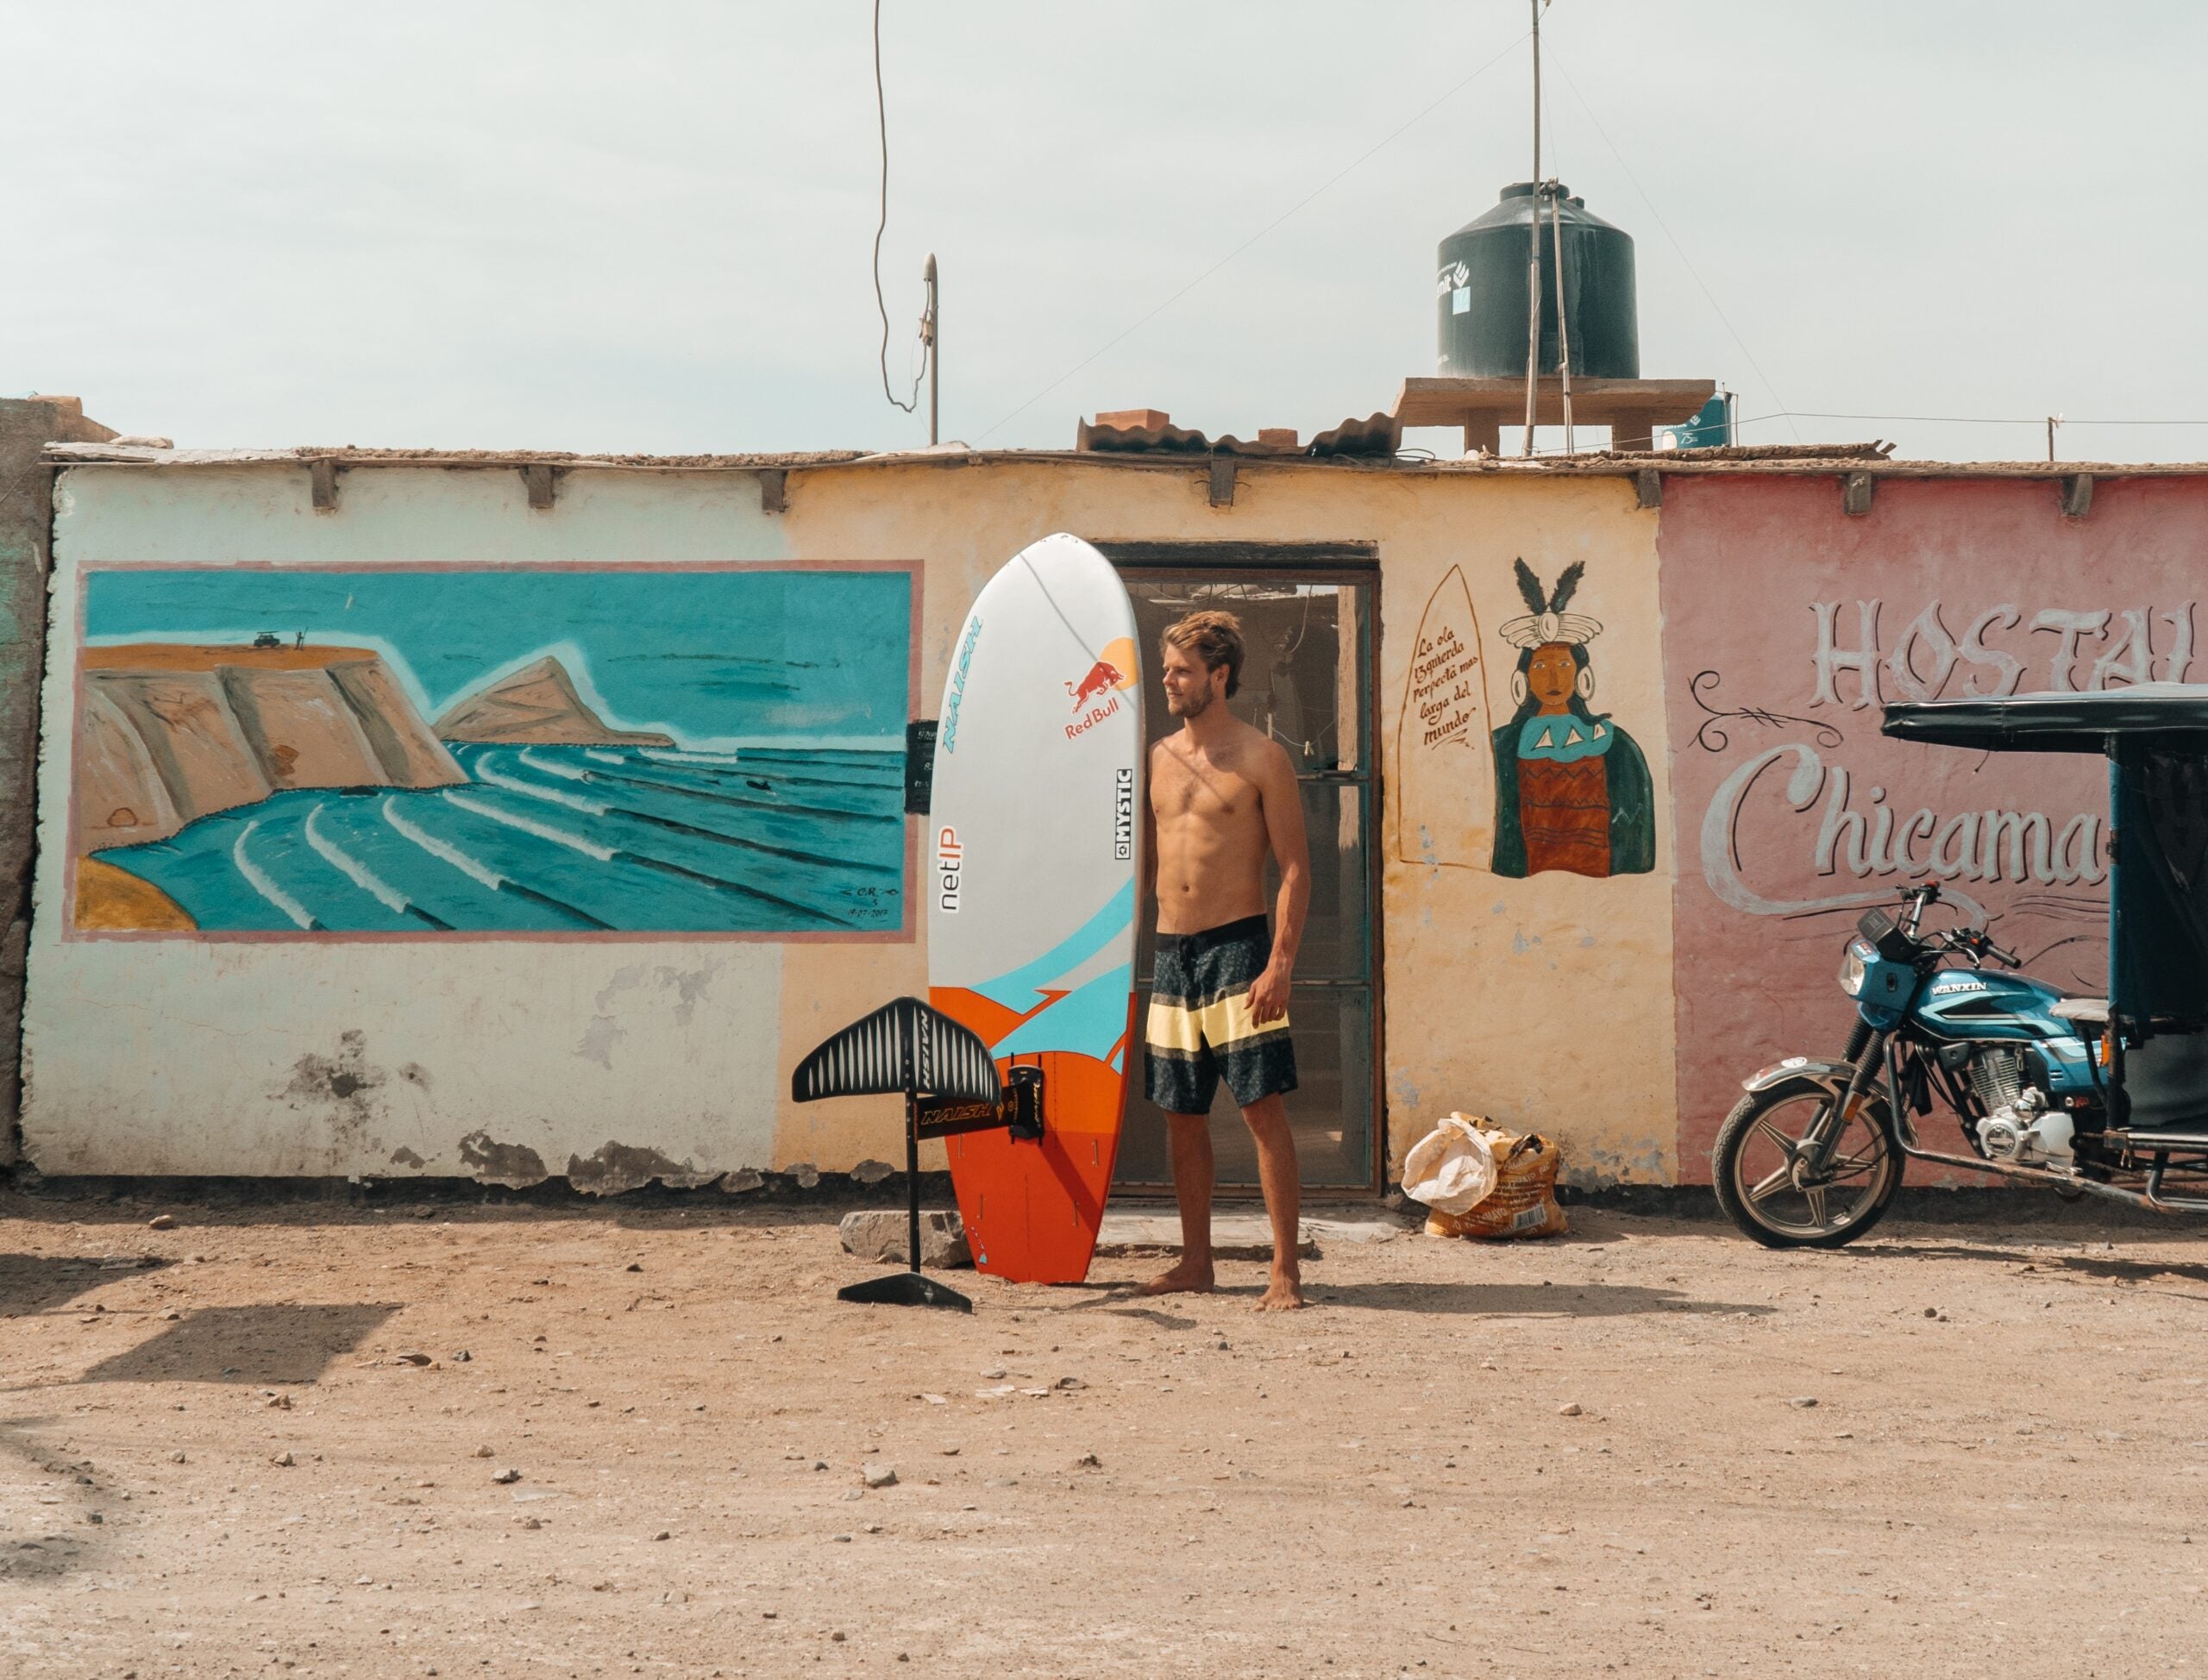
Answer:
[
  {"left": 1396, "top": 375, "right": 1715, "bottom": 430},
  {"left": 1094, "top": 541, "right": 1377, "bottom": 571}
]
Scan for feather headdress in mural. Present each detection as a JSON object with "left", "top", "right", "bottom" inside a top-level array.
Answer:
[{"left": 1499, "top": 558, "right": 1603, "bottom": 650}]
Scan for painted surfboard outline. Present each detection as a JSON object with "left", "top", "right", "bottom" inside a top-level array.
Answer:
[
  {"left": 1393, "top": 562, "right": 1496, "bottom": 868},
  {"left": 926, "top": 532, "right": 1140, "bottom": 1284}
]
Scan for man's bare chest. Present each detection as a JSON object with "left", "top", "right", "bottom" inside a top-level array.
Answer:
[{"left": 1152, "top": 754, "right": 1259, "bottom": 823}]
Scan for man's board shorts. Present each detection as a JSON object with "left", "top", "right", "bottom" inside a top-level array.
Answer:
[{"left": 1144, "top": 914, "right": 1299, "bottom": 1114}]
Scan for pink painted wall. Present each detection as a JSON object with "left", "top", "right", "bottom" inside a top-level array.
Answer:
[{"left": 1657, "top": 473, "right": 2208, "bottom": 1180}]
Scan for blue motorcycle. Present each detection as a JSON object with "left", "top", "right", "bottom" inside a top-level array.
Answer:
[{"left": 1714, "top": 686, "right": 2208, "bottom": 1248}]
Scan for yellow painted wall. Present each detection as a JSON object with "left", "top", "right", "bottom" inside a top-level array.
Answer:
[{"left": 780, "top": 458, "right": 1678, "bottom": 1187}]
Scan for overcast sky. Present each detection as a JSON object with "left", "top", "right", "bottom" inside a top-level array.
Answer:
[{"left": 7, "top": 3, "right": 2205, "bottom": 462}]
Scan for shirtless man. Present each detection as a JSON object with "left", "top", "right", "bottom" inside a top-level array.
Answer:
[{"left": 1138, "top": 610, "right": 1311, "bottom": 1311}]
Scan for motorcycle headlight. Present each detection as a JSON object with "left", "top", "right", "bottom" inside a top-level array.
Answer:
[{"left": 1838, "top": 942, "right": 1869, "bottom": 998}]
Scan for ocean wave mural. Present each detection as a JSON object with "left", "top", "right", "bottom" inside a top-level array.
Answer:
[{"left": 67, "top": 565, "right": 914, "bottom": 936}]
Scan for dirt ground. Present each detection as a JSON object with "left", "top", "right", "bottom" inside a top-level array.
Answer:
[{"left": 3, "top": 1189, "right": 2206, "bottom": 1679}]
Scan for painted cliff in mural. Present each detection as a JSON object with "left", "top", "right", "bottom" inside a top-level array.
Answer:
[{"left": 69, "top": 566, "right": 913, "bottom": 936}]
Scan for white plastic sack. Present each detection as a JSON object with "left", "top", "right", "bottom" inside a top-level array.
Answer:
[{"left": 1400, "top": 1113, "right": 1498, "bottom": 1215}]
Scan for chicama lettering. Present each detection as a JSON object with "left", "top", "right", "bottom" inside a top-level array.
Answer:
[
  {"left": 1698, "top": 595, "right": 2182, "bottom": 918},
  {"left": 1701, "top": 741, "right": 2106, "bottom": 919}
]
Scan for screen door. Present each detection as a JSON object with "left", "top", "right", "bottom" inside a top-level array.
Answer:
[{"left": 1105, "top": 549, "right": 1380, "bottom": 1193}]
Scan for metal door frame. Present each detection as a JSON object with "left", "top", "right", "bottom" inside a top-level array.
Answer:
[{"left": 1099, "top": 541, "right": 1385, "bottom": 1197}]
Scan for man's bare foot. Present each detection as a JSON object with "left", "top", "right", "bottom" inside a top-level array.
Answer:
[
  {"left": 1256, "top": 1271, "right": 1307, "bottom": 1311},
  {"left": 1137, "top": 1259, "right": 1215, "bottom": 1296}
]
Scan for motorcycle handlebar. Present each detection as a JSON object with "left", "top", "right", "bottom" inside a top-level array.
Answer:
[{"left": 1937, "top": 925, "right": 2021, "bottom": 969}]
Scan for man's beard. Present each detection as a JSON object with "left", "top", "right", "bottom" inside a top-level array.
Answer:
[{"left": 1169, "top": 686, "right": 1214, "bottom": 719}]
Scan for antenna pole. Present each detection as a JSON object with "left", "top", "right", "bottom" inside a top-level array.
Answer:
[
  {"left": 1522, "top": 0, "right": 1543, "bottom": 456},
  {"left": 924, "top": 253, "right": 940, "bottom": 447},
  {"left": 1550, "top": 184, "right": 1575, "bottom": 453}
]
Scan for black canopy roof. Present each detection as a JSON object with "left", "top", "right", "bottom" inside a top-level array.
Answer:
[{"left": 1882, "top": 684, "right": 2208, "bottom": 753}]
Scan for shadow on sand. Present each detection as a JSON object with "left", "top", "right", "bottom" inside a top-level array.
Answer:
[
  {"left": 78, "top": 1302, "right": 401, "bottom": 1386},
  {"left": 0, "top": 1253, "right": 172, "bottom": 1316}
]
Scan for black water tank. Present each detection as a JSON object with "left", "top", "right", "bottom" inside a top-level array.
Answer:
[{"left": 1436, "top": 183, "right": 1638, "bottom": 379}]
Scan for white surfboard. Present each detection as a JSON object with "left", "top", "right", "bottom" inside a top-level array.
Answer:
[{"left": 927, "top": 532, "right": 1141, "bottom": 1283}]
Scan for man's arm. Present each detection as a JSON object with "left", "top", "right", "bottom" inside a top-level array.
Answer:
[
  {"left": 1139, "top": 741, "right": 1162, "bottom": 912},
  {"left": 1246, "top": 739, "right": 1308, "bottom": 1025}
]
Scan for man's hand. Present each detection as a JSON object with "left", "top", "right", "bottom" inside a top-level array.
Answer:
[{"left": 1248, "top": 962, "right": 1292, "bottom": 1025}]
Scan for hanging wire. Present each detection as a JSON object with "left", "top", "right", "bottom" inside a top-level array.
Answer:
[
  {"left": 872, "top": 0, "right": 923, "bottom": 414},
  {"left": 974, "top": 27, "right": 1533, "bottom": 444},
  {"left": 1735, "top": 411, "right": 2208, "bottom": 428}
]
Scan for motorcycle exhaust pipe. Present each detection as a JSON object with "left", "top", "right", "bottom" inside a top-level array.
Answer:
[{"left": 1898, "top": 1143, "right": 2192, "bottom": 1214}]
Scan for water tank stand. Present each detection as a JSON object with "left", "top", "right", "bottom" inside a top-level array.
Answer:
[{"left": 1396, "top": 376, "right": 1715, "bottom": 454}]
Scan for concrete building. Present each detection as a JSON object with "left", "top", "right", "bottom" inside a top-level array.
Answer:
[{"left": 4, "top": 411, "right": 2199, "bottom": 1194}]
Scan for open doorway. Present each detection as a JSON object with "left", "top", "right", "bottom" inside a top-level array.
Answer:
[{"left": 1101, "top": 542, "right": 1382, "bottom": 1194}]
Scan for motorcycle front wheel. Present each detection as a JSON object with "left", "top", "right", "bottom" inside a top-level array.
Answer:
[{"left": 1711, "top": 1076, "right": 1903, "bottom": 1249}]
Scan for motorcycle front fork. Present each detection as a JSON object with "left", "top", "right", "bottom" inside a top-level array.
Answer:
[{"left": 1801, "top": 1026, "right": 1892, "bottom": 1175}]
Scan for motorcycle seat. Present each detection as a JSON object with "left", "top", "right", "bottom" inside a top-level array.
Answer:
[{"left": 2052, "top": 997, "right": 2110, "bottom": 1023}]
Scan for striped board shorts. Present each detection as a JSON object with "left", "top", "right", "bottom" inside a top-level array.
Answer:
[{"left": 1144, "top": 914, "right": 1298, "bottom": 1114}]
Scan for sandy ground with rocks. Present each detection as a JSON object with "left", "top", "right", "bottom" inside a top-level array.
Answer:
[{"left": 3, "top": 1189, "right": 2206, "bottom": 1679}]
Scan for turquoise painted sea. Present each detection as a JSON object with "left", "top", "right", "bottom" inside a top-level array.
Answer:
[{"left": 93, "top": 743, "right": 906, "bottom": 934}]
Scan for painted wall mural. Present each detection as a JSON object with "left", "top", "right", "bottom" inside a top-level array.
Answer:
[
  {"left": 1395, "top": 556, "right": 1653, "bottom": 877},
  {"left": 1658, "top": 474, "right": 2208, "bottom": 1178},
  {"left": 1491, "top": 560, "right": 1654, "bottom": 878},
  {"left": 68, "top": 565, "right": 914, "bottom": 937}
]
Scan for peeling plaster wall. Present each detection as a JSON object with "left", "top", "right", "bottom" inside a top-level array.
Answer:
[
  {"left": 2, "top": 398, "right": 116, "bottom": 1159},
  {"left": 1657, "top": 473, "right": 2208, "bottom": 1182},
  {"left": 24, "top": 467, "right": 801, "bottom": 1185},
  {"left": 22, "top": 455, "right": 1684, "bottom": 1187},
  {"left": 783, "top": 461, "right": 1681, "bottom": 1188}
]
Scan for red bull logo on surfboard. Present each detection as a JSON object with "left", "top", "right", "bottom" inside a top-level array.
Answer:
[
  {"left": 1064, "top": 638, "right": 1138, "bottom": 740},
  {"left": 1066, "top": 659, "right": 1126, "bottom": 711}
]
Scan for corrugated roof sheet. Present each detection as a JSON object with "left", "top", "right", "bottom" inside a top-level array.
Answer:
[{"left": 42, "top": 440, "right": 2208, "bottom": 480}]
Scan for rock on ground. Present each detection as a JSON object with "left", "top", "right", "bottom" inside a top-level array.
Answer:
[{"left": 838, "top": 1208, "right": 970, "bottom": 1268}]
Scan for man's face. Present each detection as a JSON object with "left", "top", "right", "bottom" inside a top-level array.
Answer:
[
  {"left": 1161, "top": 643, "right": 1226, "bottom": 718},
  {"left": 1527, "top": 643, "right": 1578, "bottom": 711}
]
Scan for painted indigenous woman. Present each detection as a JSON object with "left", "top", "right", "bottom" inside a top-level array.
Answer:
[{"left": 1490, "top": 560, "right": 1655, "bottom": 878}]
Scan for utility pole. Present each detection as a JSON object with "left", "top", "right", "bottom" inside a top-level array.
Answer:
[
  {"left": 1521, "top": 0, "right": 1543, "bottom": 457},
  {"left": 923, "top": 254, "right": 939, "bottom": 447},
  {"left": 1551, "top": 185, "right": 1574, "bottom": 453}
]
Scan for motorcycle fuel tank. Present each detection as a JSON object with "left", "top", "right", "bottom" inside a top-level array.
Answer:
[{"left": 1915, "top": 967, "right": 2097, "bottom": 1095}]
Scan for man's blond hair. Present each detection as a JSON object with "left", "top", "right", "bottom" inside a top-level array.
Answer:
[{"left": 1160, "top": 609, "right": 1245, "bottom": 699}]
